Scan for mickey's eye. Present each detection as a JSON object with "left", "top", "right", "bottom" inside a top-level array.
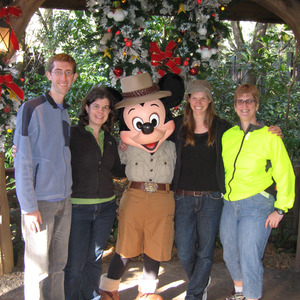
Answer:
[
  {"left": 149, "top": 113, "right": 159, "bottom": 128},
  {"left": 132, "top": 117, "right": 143, "bottom": 131}
]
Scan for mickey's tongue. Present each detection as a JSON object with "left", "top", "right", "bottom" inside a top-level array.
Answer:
[
  {"left": 145, "top": 143, "right": 156, "bottom": 150},
  {"left": 143, "top": 142, "right": 158, "bottom": 151}
]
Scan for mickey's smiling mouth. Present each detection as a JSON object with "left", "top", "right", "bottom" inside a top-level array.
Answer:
[{"left": 142, "top": 141, "right": 158, "bottom": 151}]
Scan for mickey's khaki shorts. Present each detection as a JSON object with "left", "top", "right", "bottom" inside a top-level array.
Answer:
[{"left": 115, "top": 187, "right": 175, "bottom": 262}]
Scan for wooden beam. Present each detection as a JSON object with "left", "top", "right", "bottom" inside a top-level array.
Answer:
[
  {"left": 0, "top": 152, "right": 14, "bottom": 275},
  {"left": 42, "top": 0, "right": 86, "bottom": 10},
  {"left": 252, "top": 0, "right": 300, "bottom": 48},
  {"left": 223, "top": 0, "right": 284, "bottom": 23},
  {"left": 41, "top": 0, "right": 284, "bottom": 23},
  {"left": 294, "top": 165, "right": 300, "bottom": 271}
]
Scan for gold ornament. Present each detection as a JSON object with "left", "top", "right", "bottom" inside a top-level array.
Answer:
[
  {"left": 178, "top": 4, "right": 186, "bottom": 14},
  {"left": 8, "top": 89, "right": 18, "bottom": 101},
  {"left": 103, "top": 48, "right": 111, "bottom": 58}
]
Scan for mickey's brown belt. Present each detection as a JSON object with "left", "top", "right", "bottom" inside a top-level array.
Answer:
[{"left": 129, "top": 181, "right": 170, "bottom": 193}]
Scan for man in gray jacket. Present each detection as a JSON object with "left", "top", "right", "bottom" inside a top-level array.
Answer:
[{"left": 14, "top": 53, "right": 78, "bottom": 300}]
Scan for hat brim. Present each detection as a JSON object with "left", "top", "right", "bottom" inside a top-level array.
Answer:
[{"left": 115, "top": 90, "right": 171, "bottom": 109}]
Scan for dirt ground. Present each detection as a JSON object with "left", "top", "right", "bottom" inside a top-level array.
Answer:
[{"left": 0, "top": 242, "right": 297, "bottom": 298}]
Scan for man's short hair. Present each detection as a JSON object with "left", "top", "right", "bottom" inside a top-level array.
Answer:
[{"left": 47, "top": 53, "right": 77, "bottom": 73}]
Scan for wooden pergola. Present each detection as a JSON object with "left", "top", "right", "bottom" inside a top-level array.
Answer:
[
  {"left": 8, "top": 0, "right": 300, "bottom": 54},
  {"left": 1, "top": 0, "right": 299, "bottom": 275}
]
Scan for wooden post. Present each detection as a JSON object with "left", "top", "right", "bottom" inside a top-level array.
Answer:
[
  {"left": 0, "top": 151, "right": 14, "bottom": 275},
  {"left": 294, "top": 165, "right": 300, "bottom": 271}
]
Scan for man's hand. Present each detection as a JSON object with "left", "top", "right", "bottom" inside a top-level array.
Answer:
[
  {"left": 265, "top": 211, "right": 284, "bottom": 229},
  {"left": 268, "top": 125, "right": 282, "bottom": 138},
  {"left": 12, "top": 144, "right": 17, "bottom": 160},
  {"left": 24, "top": 210, "right": 43, "bottom": 233}
]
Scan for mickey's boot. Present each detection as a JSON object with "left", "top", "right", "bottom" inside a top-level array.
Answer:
[
  {"left": 135, "top": 279, "right": 163, "bottom": 300},
  {"left": 99, "top": 273, "right": 121, "bottom": 300}
]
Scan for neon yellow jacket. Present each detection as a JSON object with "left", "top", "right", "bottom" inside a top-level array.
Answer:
[{"left": 222, "top": 124, "right": 295, "bottom": 212}]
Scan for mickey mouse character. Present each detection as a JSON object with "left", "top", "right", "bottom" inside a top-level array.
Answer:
[{"left": 99, "top": 72, "right": 184, "bottom": 300}]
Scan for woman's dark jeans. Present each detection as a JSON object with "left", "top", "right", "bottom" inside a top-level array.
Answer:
[{"left": 175, "top": 191, "right": 223, "bottom": 300}]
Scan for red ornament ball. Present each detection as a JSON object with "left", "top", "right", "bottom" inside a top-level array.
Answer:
[
  {"left": 189, "top": 67, "right": 198, "bottom": 76},
  {"left": 4, "top": 105, "right": 10, "bottom": 113},
  {"left": 113, "top": 67, "right": 124, "bottom": 77},
  {"left": 125, "top": 40, "right": 132, "bottom": 47},
  {"left": 183, "top": 60, "right": 189, "bottom": 66}
]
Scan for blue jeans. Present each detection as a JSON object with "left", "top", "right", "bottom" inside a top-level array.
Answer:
[
  {"left": 64, "top": 200, "right": 117, "bottom": 300},
  {"left": 174, "top": 191, "right": 223, "bottom": 300},
  {"left": 220, "top": 193, "right": 275, "bottom": 299},
  {"left": 22, "top": 196, "right": 72, "bottom": 300}
]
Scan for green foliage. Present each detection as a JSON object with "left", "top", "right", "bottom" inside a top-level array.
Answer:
[
  {"left": 207, "top": 24, "right": 300, "bottom": 164},
  {"left": 270, "top": 222, "right": 297, "bottom": 253}
]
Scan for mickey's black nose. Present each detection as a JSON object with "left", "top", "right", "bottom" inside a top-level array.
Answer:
[{"left": 141, "top": 122, "right": 154, "bottom": 134}]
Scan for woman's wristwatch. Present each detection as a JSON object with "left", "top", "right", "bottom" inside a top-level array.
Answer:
[{"left": 275, "top": 208, "right": 285, "bottom": 215}]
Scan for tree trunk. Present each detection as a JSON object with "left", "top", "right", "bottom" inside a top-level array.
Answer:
[
  {"left": 0, "top": 152, "right": 14, "bottom": 275},
  {"left": 231, "top": 21, "right": 244, "bottom": 57},
  {"left": 230, "top": 21, "right": 268, "bottom": 84},
  {"left": 252, "top": 0, "right": 300, "bottom": 49},
  {"left": 244, "top": 22, "right": 268, "bottom": 84}
]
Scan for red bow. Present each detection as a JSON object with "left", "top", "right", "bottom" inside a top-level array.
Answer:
[
  {"left": 0, "top": 73, "right": 24, "bottom": 100},
  {"left": 149, "top": 41, "right": 181, "bottom": 76},
  {"left": 0, "top": 6, "right": 22, "bottom": 50},
  {"left": 0, "top": 6, "right": 22, "bottom": 18}
]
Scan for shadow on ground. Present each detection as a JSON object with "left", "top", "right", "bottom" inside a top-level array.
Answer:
[{"left": 1, "top": 260, "right": 300, "bottom": 300}]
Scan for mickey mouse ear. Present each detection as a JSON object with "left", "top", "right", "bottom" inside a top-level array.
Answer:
[
  {"left": 158, "top": 73, "right": 184, "bottom": 108},
  {"left": 105, "top": 86, "right": 123, "bottom": 106}
]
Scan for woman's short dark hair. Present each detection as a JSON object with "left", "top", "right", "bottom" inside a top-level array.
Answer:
[
  {"left": 78, "top": 86, "right": 117, "bottom": 133},
  {"left": 234, "top": 84, "right": 260, "bottom": 105}
]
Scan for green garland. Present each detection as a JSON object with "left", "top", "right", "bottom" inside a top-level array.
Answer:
[
  {"left": 0, "top": 55, "right": 22, "bottom": 152},
  {"left": 86, "top": 0, "right": 231, "bottom": 85}
]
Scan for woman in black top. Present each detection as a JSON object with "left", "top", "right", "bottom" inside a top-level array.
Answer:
[
  {"left": 171, "top": 80, "right": 231, "bottom": 300},
  {"left": 64, "top": 86, "right": 125, "bottom": 300}
]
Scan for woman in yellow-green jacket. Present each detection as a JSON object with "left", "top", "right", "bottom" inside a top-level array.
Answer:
[{"left": 220, "top": 84, "right": 295, "bottom": 300}]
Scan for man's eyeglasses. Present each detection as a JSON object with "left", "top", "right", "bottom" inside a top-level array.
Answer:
[
  {"left": 52, "top": 70, "right": 74, "bottom": 77},
  {"left": 235, "top": 99, "right": 256, "bottom": 105}
]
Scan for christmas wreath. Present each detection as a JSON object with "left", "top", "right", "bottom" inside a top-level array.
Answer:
[{"left": 87, "top": 0, "right": 231, "bottom": 85}]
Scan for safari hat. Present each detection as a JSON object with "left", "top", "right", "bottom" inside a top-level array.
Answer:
[{"left": 115, "top": 72, "right": 171, "bottom": 109}]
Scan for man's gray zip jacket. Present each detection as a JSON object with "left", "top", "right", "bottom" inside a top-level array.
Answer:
[{"left": 14, "top": 91, "right": 72, "bottom": 214}]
